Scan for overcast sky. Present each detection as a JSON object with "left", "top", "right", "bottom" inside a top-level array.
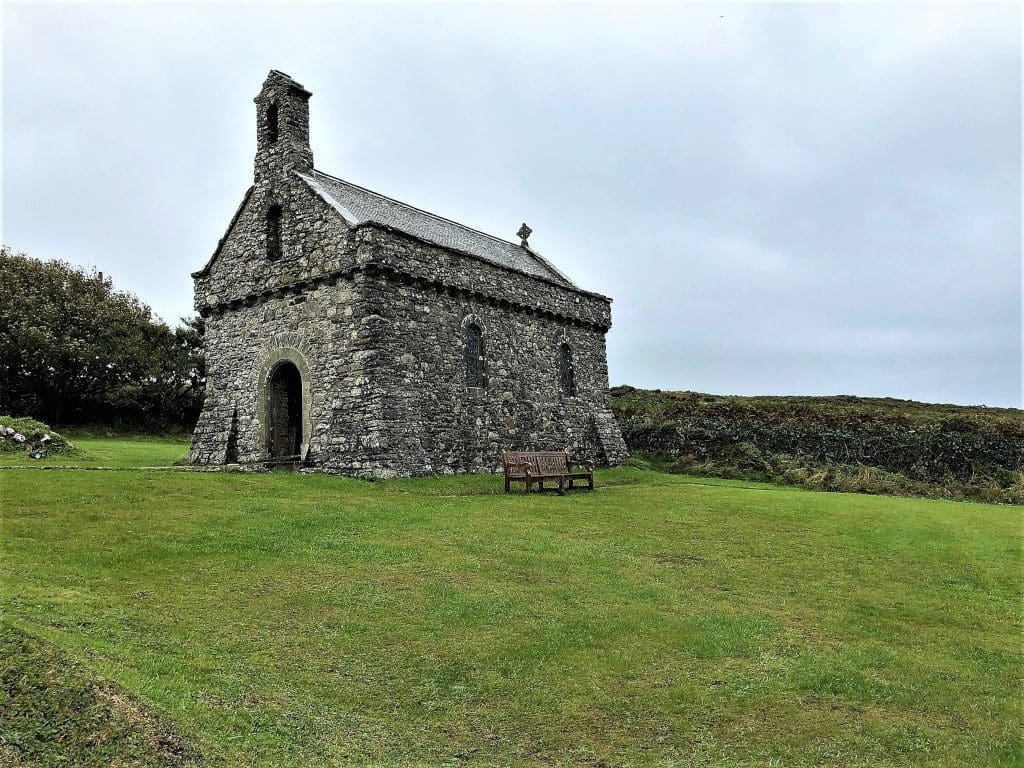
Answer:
[{"left": 3, "top": 2, "right": 1021, "bottom": 407}]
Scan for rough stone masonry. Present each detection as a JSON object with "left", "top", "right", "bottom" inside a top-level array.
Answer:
[{"left": 190, "top": 70, "right": 628, "bottom": 477}]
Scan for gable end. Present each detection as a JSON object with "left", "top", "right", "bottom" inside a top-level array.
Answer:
[{"left": 192, "top": 186, "right": 255, "bottom": 279}]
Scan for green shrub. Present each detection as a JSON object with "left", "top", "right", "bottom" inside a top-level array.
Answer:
[
  {"left": 0, "top": 248, "right": 204, "bottom": 429},
  {"left": 611, "top": 387, "right": 1023, "bottom": 504}
]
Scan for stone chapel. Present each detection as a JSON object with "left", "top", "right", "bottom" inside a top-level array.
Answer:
[{"left": 189, "top": 70, "right": 627, "bottom": 477}]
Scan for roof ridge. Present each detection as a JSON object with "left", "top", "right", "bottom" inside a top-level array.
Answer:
[{"left": 310, "top": 168, "right": 537, "bottom": 255}]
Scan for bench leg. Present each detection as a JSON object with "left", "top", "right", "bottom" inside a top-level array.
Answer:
[
  {"left": 538, "top": 480, "right": 544, "bottom": 492},
  {"left": 588, "top": 475, "right": 594, "bottom": 490},
  {"left": 558, "top": 476, "right": 564, "bottom": 495},
  {"left": 504, "top": 477, "right": 510, "bottom": 493}
]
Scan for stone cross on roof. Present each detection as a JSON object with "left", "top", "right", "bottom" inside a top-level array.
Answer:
[{"left": 517, "top": 223, "right": 533, "bottom": 248}]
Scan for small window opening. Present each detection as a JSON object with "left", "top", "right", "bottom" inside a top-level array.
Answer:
[
  {"left": 267, "top": 103, "right": 279, "bottom": 143},
  {"left": 266, "top": 204, "right": 283, "bottom": 260},
  {"left": 559, "top": 342, "right": 576, "bottom": 396},
  {"left": 465, "top": 323, "right": 484, "bottom": 388}
]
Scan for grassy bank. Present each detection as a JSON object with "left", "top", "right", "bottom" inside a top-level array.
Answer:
[
  {"left": 0, "top": 434, "right": 188, "bottom": 469},
  {"left": 0, "top": 416, "right": 74, "bottom": 456},
  {"left": 611, "top": 387, "right": 1024, "bottom": 504},
  {"left": 0, "top": 622, "right": 196, "bottom": 766},
  {"left": 2, "top": 439, "right": 1021, "bottom": 766}
]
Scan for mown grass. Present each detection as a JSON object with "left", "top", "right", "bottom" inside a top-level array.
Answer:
[
  {"left": 0, "top": 435, "right": 189, "bottom": 468},
  {"left": 1, "top": 439, "right": 1021, "bottom": 767}
]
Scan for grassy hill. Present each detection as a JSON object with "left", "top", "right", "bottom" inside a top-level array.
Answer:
[
  {"left": 610, "top": 387, "right": 1024, "bottom": 504},
  {"left": 2, "top": 437, "right": 1020, "bottom": 766}
]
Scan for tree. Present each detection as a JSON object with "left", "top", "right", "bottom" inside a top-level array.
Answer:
[{"left": 0, "top": 247, "right": 205, "bottom": 428}]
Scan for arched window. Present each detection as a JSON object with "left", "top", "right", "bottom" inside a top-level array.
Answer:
[
  {"left": 266, "top": 204, "right": 283, "bottom": 260},
  {"left": 559, "top": 342, "right": 576, "bottom": 396},
  {"left": 464, "top": 323, "right": 484, "bottom": 388},
  {"left": 266, "top": 103, "right": 279, "bottom": 143}
]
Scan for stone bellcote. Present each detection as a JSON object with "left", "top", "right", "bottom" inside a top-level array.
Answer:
[{"left": 254, "top": 70, "right": 313, "bottom": 183}]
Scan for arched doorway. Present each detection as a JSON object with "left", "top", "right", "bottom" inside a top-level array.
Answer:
[{"left": 266, "top": 361, "right": 303, "bottom": 459}]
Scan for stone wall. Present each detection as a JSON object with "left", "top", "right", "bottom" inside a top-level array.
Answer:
[
  {"left": 189, "top": 144, "right": 372, "bottom": 469},
  {"left": 189, "top": 278, "right": 362, "bottom": 467},
  {"left": 193, "top": 175, "right": 357, "bottom": 309},
  {"left": 191, "top": 197, "right": 629, "bottom": 474},
  {"left": 355, "top": 225, "right": 613, "bottom": 330},
  {"left": 191, "top": 216, "right": 629, "bottom": 475},
  {"left": 353, "top": 261, "right": 627, "bottom": 475}
]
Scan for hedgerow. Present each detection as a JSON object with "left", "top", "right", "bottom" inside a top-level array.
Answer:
[{"left": 611, "top": 387, "right": 1024, "bottom": 504}]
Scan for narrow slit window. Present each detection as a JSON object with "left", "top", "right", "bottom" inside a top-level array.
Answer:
[
  {"left": 267, "top": 103, "right": 279, "bottom": 143},
  {"left": 465, "top": 323, "right": 484, "bottom": 388},
  {"left": 559, "top": 342, "right": 576, "bottom": 396},
  {"left": 266, "top": 204, "right": 283, "bottom": 260}
]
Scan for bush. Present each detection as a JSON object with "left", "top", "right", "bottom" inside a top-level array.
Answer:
[
  {"left": 0, "top": 247, "right": 204, "bottom": 429},
  {"left": 611, "top": 387, "right": 1024, "bottom": 504}
]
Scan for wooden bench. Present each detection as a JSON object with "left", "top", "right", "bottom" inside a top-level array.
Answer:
[{"left": 500, "top": 450, "right": 594, "bottom": 494}]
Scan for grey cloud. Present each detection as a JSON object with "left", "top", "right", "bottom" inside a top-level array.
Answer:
[{"left": 3, "top": 3, "right": 1019, "bottom": 406}]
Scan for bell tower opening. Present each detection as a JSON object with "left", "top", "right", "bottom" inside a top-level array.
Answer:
[{"left": 266, "top": 103, "right": 279, "bottom": 143}]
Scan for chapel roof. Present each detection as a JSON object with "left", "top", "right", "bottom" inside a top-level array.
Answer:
[{"left": 297, "top": 169, "right": 578, "bottom": 288}]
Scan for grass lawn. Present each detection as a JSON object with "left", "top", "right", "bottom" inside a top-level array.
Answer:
[
  {"left": 2, "top": 438, "right": 1021, "bottom": 767},
  {"left": 0, "top": 434, "right": 189, "bottom": 469}
]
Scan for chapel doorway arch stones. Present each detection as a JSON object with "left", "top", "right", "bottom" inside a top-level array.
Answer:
[{"left": 257, "top": 336, "right": 314, "bottom": 462}]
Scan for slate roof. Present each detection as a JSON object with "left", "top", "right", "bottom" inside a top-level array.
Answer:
[{"left": 298, "top": 170, "right": 578, "bottom": 288}]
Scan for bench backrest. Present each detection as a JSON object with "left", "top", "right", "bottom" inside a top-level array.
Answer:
[{"left": 501, "top": 450, "right": 570, "bottom": 477}]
